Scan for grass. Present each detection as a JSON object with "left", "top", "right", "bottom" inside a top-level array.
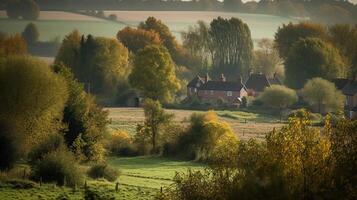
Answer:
[
  {"left": 107, "top": 107, "right": 284, "bottom": 140},
  {"left": 0, "top": 11, "right": 297, "bottom": 42},
  {"left": 0, "top": 156, "right": 205, "bottom": 200}
]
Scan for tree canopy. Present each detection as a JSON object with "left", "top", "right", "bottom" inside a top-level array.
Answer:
[
  {"left": 285, "top": 37, "right": 346, "bottom": 89},
  {"left": 22, "top": 23, "right": 39, "bottom": 44},
  {"left": 6, "top": 0, "right": 40, "bottom": 20},
  {"left": 117, "top": 26, "right": 161, "bottom": 53},
  {"left": 259, "top": 85, "right": 298, "bottom": 109},
  {"left": 129, "top": 45, "right": 180, "bottom": 103},
  {"left": 301, "top": 78, "right": 345, "bottom": 113}
]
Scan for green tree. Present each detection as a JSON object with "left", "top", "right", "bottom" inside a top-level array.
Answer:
[
  {"left": 142, "top": 99, "right": 173, "bottom": 153},
  {"left": 53, "top": 64, "right": 109, "bottom": 162},
  {"left": 22, "top": 22, "right": 39, "bottom": 44},
  {"left": 0, "top": 56, "right": 68, "bottom": 157},
  {"left": 285, "top": 37, "right": 346, "bottom": 89},
  {"left": 274, "top": 22, "right": 327, "bottom": 59},
  {"left": 259, "top": 85, "right": 298, "bottom": 110},
  {"left": 301, "top": 78, "right": 345, "bottom": 113},
  {"left": 56, "top": 32, "right": 129, "bottom": 97},
  {"left": 117, "top": 26, "right": 161, "bottom": 53},
  {"left": 209, "top": 17, "right": 253, "bottom": 78},
  {"left": 129, "top": 45, "right": 180, "bottom": 103}
]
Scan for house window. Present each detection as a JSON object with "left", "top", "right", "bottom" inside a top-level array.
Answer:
[
  {"left": 210, "top": 90, "right": 214, "bottom": 95},
  {"left": 227, "top": 91, "right": 232, "bottom": 97}
]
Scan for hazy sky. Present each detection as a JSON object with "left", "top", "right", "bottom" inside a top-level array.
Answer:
[{"left": 241, "top": 0, "right": 357, "bottom": 3}]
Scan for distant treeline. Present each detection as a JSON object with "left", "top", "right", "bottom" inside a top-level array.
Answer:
[{"left": 1, "top": 0, "right": 356, "bottom": 23}]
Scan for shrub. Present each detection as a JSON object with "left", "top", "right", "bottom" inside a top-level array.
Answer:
[
  {"left": 108, "top": 14, "right": 117, "bottom": 21},
  {"left": 84, "top": 188, "right": 115, "bottom": 200},
  {"left": 106, "top": 130, "right": 135, "bottom": 156},
  {"left": 287, "top": 109, "right": 322, "bottom": 122},
  {"left": 32, "top": 150, "right": 83, "bottom": 187},
  {"left": 28, "top": 133, "right": 65, "bottom": 164},
  {"left": 87, "top": 163, "right": 120, "bottom": 182},
  {"left": 3, "top": 179, "right": 37, "bottom": 189},
  {"left": 0, "top": 121, "right": 20, "bottom": 170}
]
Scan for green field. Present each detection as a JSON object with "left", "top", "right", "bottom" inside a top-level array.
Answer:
[
  {"left": 0, "top": 157, "right": 204, "bottom": 200},
  {"left": 0, "top": 10, "right": 297, "bottom": 42},
  {"left": 107, "top": 107, "right": 284, "bottom": 140}
]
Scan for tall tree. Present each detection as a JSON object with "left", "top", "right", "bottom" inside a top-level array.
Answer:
[
  {"left": 129, "top": 45, "right": 180, "bottom": 103},
  {"left": 21, "top": 0, "right": 40, "bottom": 20},
  {"left": 252, "top": 38, "right": 282, "bottom": 77},
  {"left": 22, "top": 22, "right": 39, "bottom": 44},
  {"left": 274, "top": 22, "right": 327, "bottom": 59},
  {"left": 285, "top": 37, "right": 346, "bottom": 89},
  {"left": 117, "top": 27, "right": 161, "bottom": 53},
  {"left": 209, "top": 17, "right": 253, "bottom": 78},
  {"left": 301, "top": 78, "right": 345, "bottom": 113}
]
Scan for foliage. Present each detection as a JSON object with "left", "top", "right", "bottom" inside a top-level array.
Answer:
[
  {"left": 274, "top": 22, "right": 327, "bottom": 59},
  {"left": 142, "top": 99, "right": 173, "bottom": 153},
  {"left": 117, "top": 27, "right": 161, "bottom": 53},
  {"left": 32, "top": 149, "right": 83, "bottom": 187},
  {"left": 53, "top": 64, "right": 109, "bottom": 162},
  {"left": 0, "top": 34, "right": 27, "bottom": 57},
  {"left": 0, "top": 56, "right": 68, "bottom": 157},
  {"left": 2, "top": 179, "right": 38, "bottom": 189},
  {"left": 252, "top": 38, "right": 281, "bottom": 77},
  {"left": 55, "top": 32, "right": 129, "bottom": 97},
  {"left": 87, "top": 163, "right": 120, "bottom": 182},
  {"left": 129, "top": 45, "right": 180, "bottom": 103},
  {"left": 0, "top": 121, "right": 20, "bottom": 170},
  {"left": 285, "top": 37, "right": 346, "bottom": 89},
  {"left": 210, "top": 17, "right": 253, "bottom": 78},
  {"left": 301, "top": 78, "right": 345, "bottom": 113},
  {"left": 6, "top": 0, "right": 39, "bottom": 20},
  {"left": 106, "top": 130, "right": 135, "bottom": 156},
  {"left": 22, "top": 23, "right": 39, "bottom": 44},
  {"left": 84, "top": 187, "right": 116, "bottom": 200},
  {"left": 258, "top": 85, "right": 298, "bottom": 109}
]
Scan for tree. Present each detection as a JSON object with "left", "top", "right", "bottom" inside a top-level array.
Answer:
[
  {"left": 301, "top": 78, "right": 345, "bottom": 113},
  {"left": 0, "top": 120, "right": 20, "bottom": 170},
  {"left": 138, "top": 17, "right": 186, "bottom": 65},
  {"left": 55, "top": 32, "right": 129, "bottom": 97},
  {"left": 142, "top": 99, "right": 173, "bottom": 153},
  {"left": 209, "top": 17, "right": 253, "bottom": 78},
  {"left": 285, "top": 37, "right": 346, "bottom": 89},
  {"left": 6, "top": 0, "right": 21, "bottom": 19},
  {"left": 20, "top": 0, "right": 40, "bottom": 20},
  {"left": 53, "top": 64, "right": 109, "bottom": 162},
  {"left": 22, "top": 23, "right": 39, "bottom": 44},
  {"left": 129, "top": 45, "right": 180, "bottom": 103},
  {"left": 274, "top": 22, "right": 327, "bottom": 59},
  {"left": 259, "top": 85, "right": 298, "bottom": 110},
  {"left": 0, "top": 56, "right": 68, "bottom": 156},
  {"left": 328, "top": 24, "right": 357, "bottom": 78},
  {"left": 117, "top": 27, "right": 161, "bottom": 53},
  {"left": 311, "top": 4, "right": 353, "bottom": 24},
  {"left": 252, "top": 38, "right": 282, "bottom": 77},
  {"left": 0, "top": 34, "right": 27, "bottom": 57}
]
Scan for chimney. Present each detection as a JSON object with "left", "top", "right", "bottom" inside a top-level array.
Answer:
[
  {"left": 220, "top": 74, "right": 226, "bottom": 82},
  {"left": 204, "top": 73, "right": 210, "bottom": 83}
]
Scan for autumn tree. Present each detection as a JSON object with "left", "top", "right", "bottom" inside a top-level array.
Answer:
[
  {"left": 22, "top": 22, "right": 39, "bottom": 44},
  {"left": 117, "top": 26, "right": 161, "bottom": 53},
  {"left": 210, "top": 17, "right": 253, "bottom": 78},
  {"left": 259, "top": 85, "right": 298, "bottom": 110},
  {"left": 129, "top": 45, "right": 180, "bottom": 103},
  {"left": 0, "top": 56, "right": 68, "bottom": 157},
  {"left": 0, "top": 34, "right": 27, "bottom": 57},
  {"left": 274, "top": 22, "right": 327, "bottom": 59},
  {"left": 285, "top": 37, "right": 346, "bottom": 89},
  {"left": 53, "top": 64, "right": 108, "bottom": 162},
  {"left": 56, "top": 32, "right": 129, "bottom": 97},
  {"left": 301, "top": 78, "right": 345, "bottom": 113}
]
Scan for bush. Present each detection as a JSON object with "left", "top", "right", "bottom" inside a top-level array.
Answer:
[
  {"left": 106, "top": 130, "right": 137, "bottom": 156},
  {"left": 32, "top": 150, "right": 83, "bottom": 187},
  {"left": 87, "top": 163, "right": 120, "bottom": 182},
  {"left": 84, "top": 188, "right": 115, "bottom": 200},
  {"left": 3, "top": 179, "right": 37, "bottom": 189},
  {"left": 0, "top": 121, "right": 20, "bottom": 170},
  {"left": 28, "top": 133, "right": 65, "bottom": 164},
  {"left": 287, "top": 109, "right": 322, "bottom": 122},
  {"left": 108, "top": 14, "right": 117, "bottom": 21}
]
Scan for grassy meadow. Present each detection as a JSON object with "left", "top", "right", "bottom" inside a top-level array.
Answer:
[
  {"left": 107, "top": 107, "right": 284, "bottom": 140},
  {"left": 0, "top": 10, "right": 297, "bottom": 42},
  {"left": 0, "top": 157, "right": 204, "bottom": 200}
]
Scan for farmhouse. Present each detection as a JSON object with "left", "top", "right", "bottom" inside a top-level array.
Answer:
[
  {"left": 187, "top": 73, "right": 247, "bottom": 105},
  {"left": 245, "top": 73, "right": 282, "bottom": 96},
  {"left": 333, "top": 78, "right": 357, "bottom": 119}
]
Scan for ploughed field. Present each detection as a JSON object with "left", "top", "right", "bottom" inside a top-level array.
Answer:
[
  {"left": 107, "top": 107, "right": 284, "bottom": 140},
  {"left": 0, "top": 10, "right": 297, "bottom": 42}
]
